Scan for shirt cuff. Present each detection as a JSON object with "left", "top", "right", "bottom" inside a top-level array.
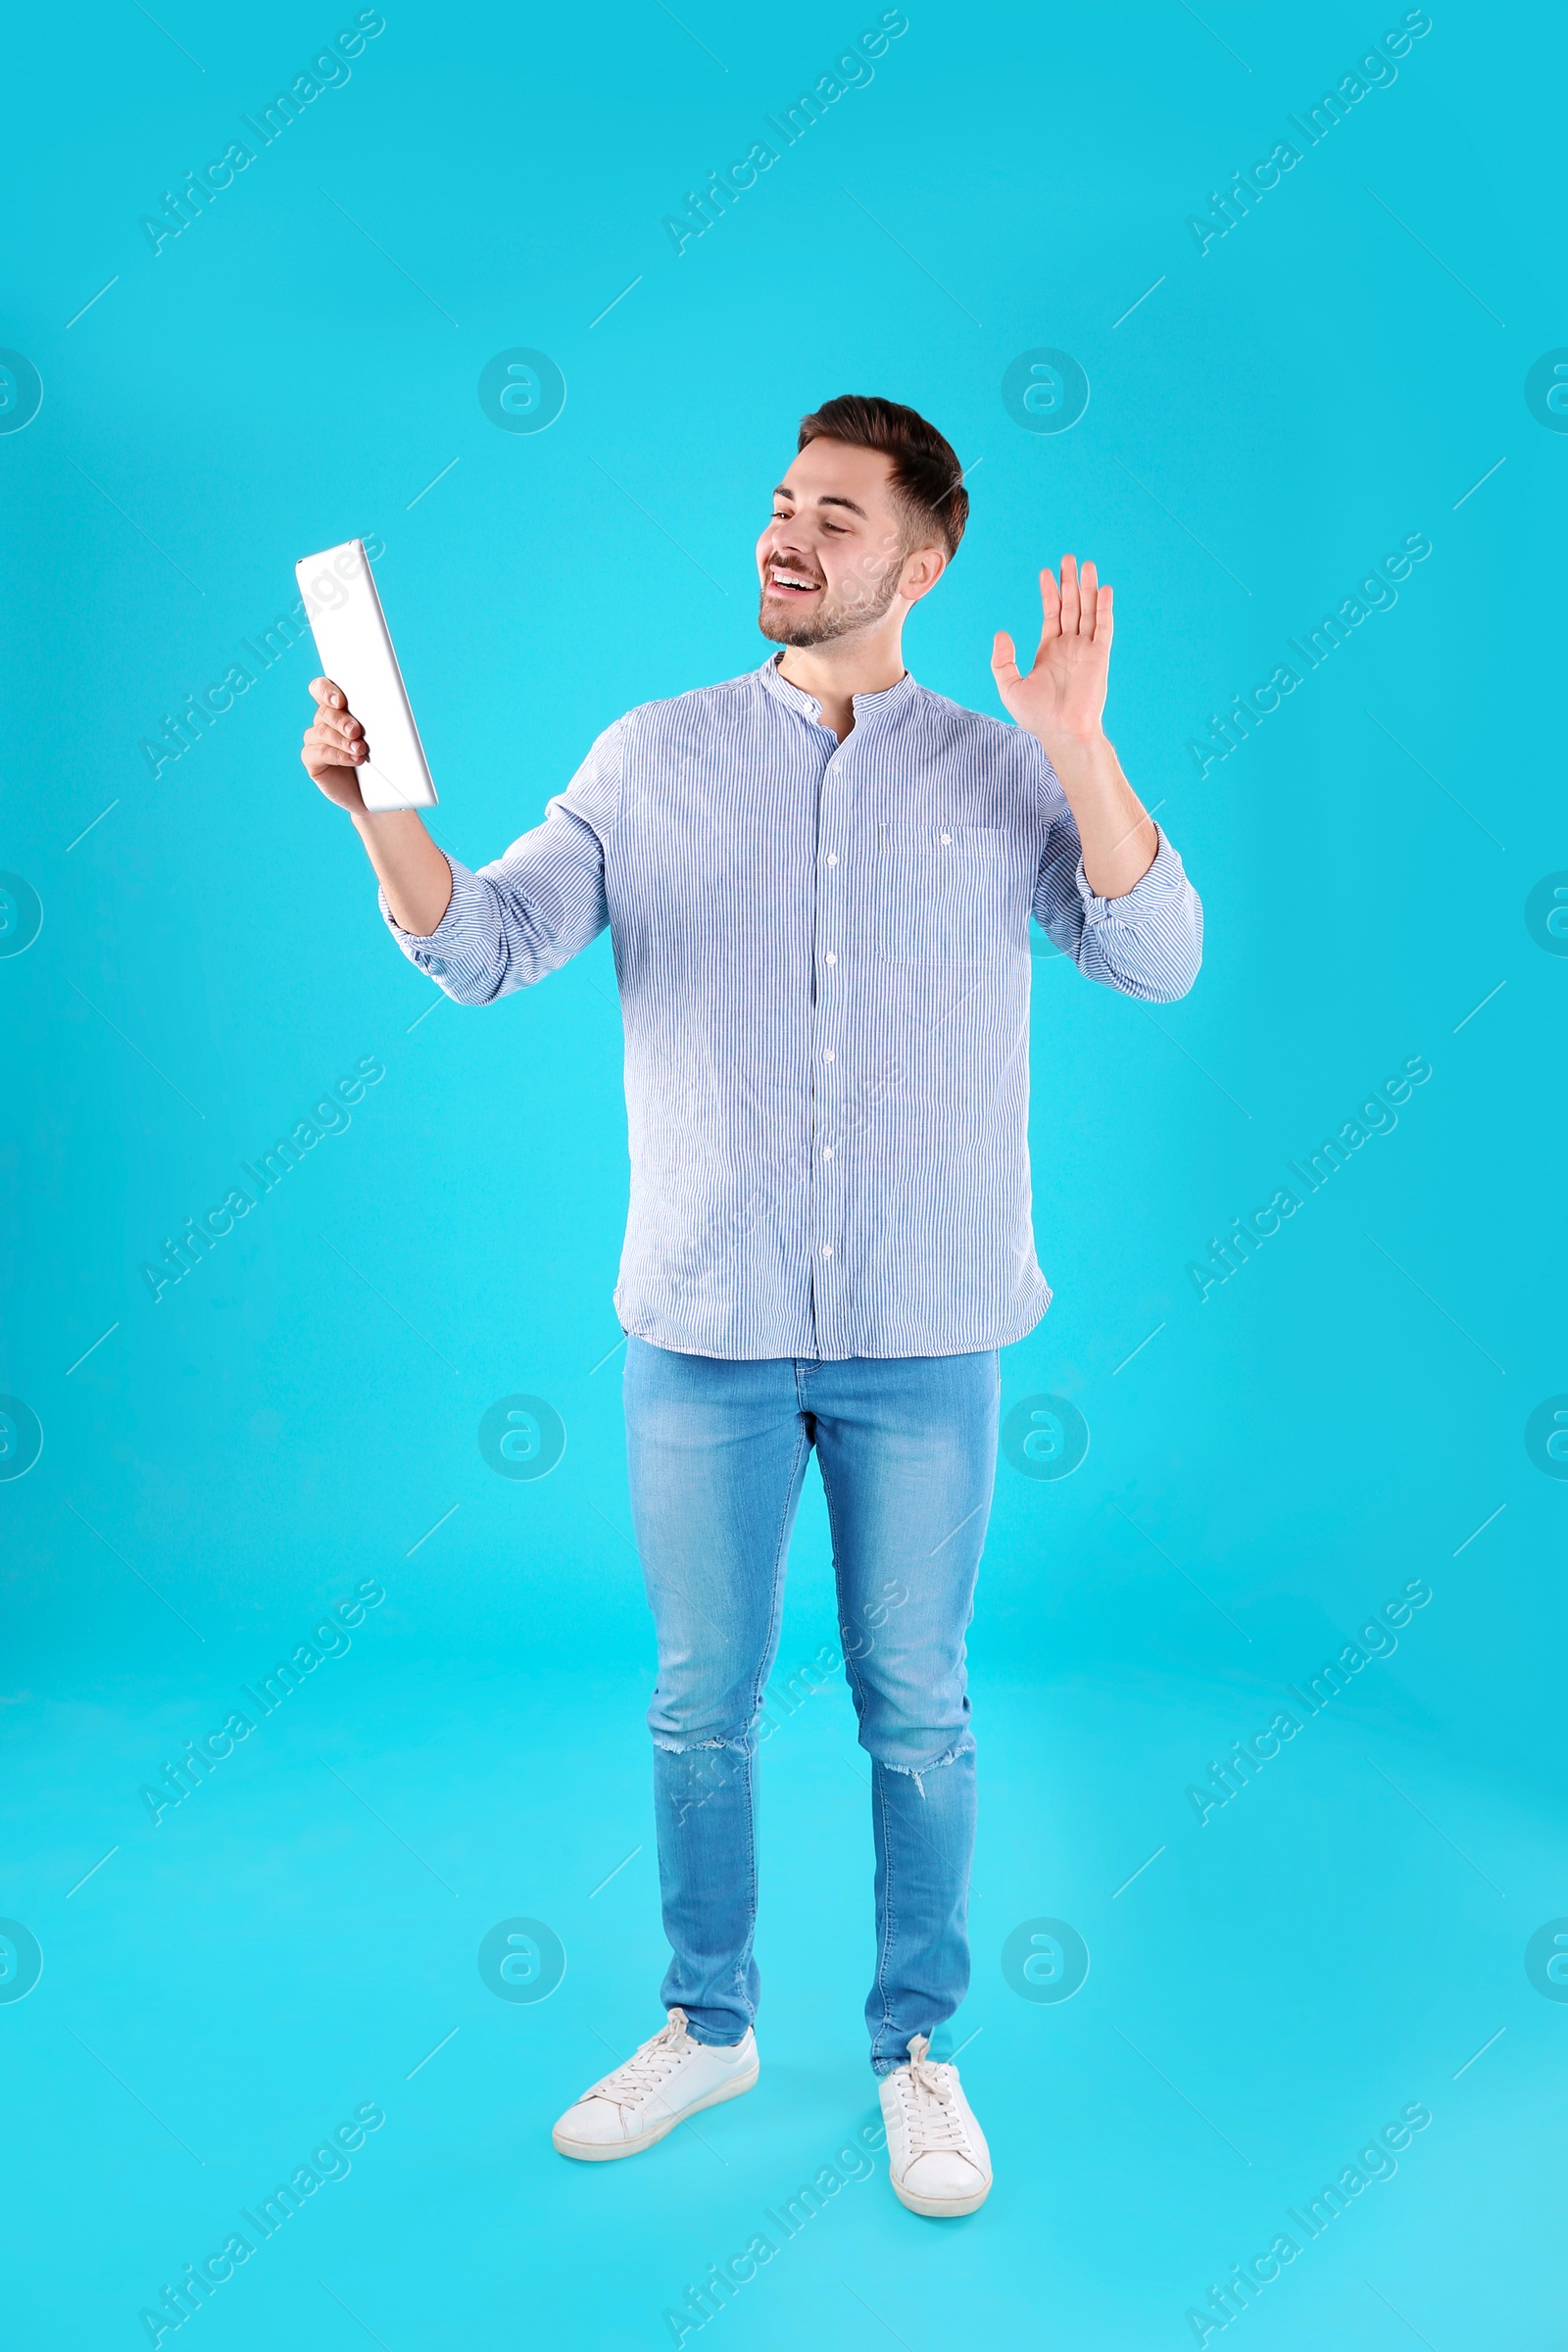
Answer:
[
  {"left": 1075, "top": 824, "right": 1185, "bottom": 921},
  {"left": 378, "top": 855, "right": 488, "bottom": 976}
]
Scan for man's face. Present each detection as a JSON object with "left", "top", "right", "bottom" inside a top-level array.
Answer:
[{"left": 756, "top": 438, "right": 942, "bottom": 647}]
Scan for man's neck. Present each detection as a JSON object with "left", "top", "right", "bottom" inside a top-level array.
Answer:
[{"left": 775, "top": 626, "right": 907, "bottom": 742}]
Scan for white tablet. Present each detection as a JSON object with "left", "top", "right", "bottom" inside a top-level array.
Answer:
[{"left": 294, "top": 538, "right": 438, "bottom": 811}]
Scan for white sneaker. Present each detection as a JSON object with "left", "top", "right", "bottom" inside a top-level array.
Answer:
[
  {"left": 552, "top": 2008, "right": 759, "bottom": 2162},
  {"left": 878, "top": 2034, "right": 993, "bottom": 2216}
]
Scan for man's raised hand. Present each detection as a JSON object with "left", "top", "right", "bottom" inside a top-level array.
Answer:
[
  {"left": 301, "top": 676, "right": 371, "bottom": 810},
  {"left": 990, "top": 555, "right": 1113, "bottom": 754}
]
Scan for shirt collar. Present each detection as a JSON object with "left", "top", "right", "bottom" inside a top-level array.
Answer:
[{"left": 756, "top": 651, "right": 920, "bottom": 727}]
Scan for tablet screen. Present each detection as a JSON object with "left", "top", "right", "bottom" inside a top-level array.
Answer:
[{"left": 295, "top": 540, "right": 438, "bottom": 811}]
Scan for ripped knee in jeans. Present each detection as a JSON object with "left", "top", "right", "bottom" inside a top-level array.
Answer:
[
  {"left": 877, "top": 1741, "right": 971, "bottom": 1801},
  {"left": 655, "top": 1731, "right": 754, "bottom": 1827},
  {"left": 652, "top": 1732, "right": 748, "bottom": 1755}
]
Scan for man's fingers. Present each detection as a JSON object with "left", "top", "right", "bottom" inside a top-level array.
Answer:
[
  {"left": 1096, "top": 581, "right": 1113, "bottom": 649},
  {"left": 1058, "top": 553, "right": 1080, "bottom": 635},
  {"left": 1078, "top": 559, "right": 1098, "bottom": 636},
  {"left": 1036, "top": 566, "right": 1062, "bottom": 647},
  {"left": 308, "top": 677, "right": 366, "bottom": 755},
  {"left": 316, "top": 704, "right": 364, "bottom": 747},
  {"left": 990, "top": 629, "right": 1021, "bottom": 685},
  {"left": 303, "top": 723, "right": 366, "bottom": 769}
]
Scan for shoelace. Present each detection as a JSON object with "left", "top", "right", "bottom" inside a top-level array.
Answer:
[
  {"left": 893, "top": 2034, "right": 971, "bottom": 2155},
  {"left": 593, "top": 2008, "right": 694, "bottom": 2110}
]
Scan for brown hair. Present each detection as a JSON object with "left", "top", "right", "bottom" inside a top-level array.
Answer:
[{"left": 796, "top": 394, "right": 968, "bottom": 560}]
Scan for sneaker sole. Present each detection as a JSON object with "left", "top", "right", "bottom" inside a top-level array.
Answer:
[
  {"left": 890, "top": 2170, "right": 993, "bottom": 2219},
  {"left": 552, "top": 2060, "right": 760, "bottom": 2162}
]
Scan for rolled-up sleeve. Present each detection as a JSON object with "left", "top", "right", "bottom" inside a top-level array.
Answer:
[
  {"left": 1032, "top": 779, "right": 1203, "bottom": 1003},
  {"left": 380, "top": 718, "right": 622, "bottom": 1004}
]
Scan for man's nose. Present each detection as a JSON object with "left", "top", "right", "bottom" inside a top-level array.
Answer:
[{"left": 769, "top": 527, "right": 815, "bottom": 566}]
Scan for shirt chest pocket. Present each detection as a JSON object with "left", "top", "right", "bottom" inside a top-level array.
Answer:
[{"left": 873, "top": 824, "right": 1009, "bottom": 962}]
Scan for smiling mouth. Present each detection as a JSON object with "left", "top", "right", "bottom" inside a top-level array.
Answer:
[{"left": 766, "top": 569, "right": 822, "bottom": 597}]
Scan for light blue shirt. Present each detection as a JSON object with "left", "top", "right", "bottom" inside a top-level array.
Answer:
[{"left": 381, "top": 655, "right": 1202, "bottom": 1360}]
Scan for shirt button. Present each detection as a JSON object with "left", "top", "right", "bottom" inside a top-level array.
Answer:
[
  {"left": 821, "top": 1244, "right": 833, "bottom": 1258},
  {"left": 825, "top": 952, "right": 836, "bottom": 966},
  {"left": 826, "top": 853, "right": 838, "bottom": 867},
  {"left": 823, "top": 1147, "right": 833, "bottom": 1159},
  {"left": 823, "top": 1049, "right": 835, "bottom": 1063},
  {"left": 940, "top": 832, "right": 952, "bottom": 846}
]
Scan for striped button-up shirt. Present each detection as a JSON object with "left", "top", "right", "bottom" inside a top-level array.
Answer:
[{"left": 381, "top": 655, "right": 1202, "bottom": 1360}]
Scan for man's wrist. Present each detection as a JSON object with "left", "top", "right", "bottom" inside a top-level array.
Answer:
[
  {"left": 351, "top": 804, "right": 425, "bottom": 842},
  {"left": 1028, "top": 722, "right": 1111, "bottom": 762}
]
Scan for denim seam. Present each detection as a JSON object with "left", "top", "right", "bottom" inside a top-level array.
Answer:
[
  {"left": 735, "top": 1735, "right": 757, "bottom": 2014},
  {"left": 871, "top": 1760, "right": 901, "bottom": 2060},
  {"left": 817, "top": 1441, "right": 902, "bottom": 2061},
  {"left": 815, "top": 1444, "right": 858, "bottom": 1696},
  {"left": 724, "top": 1413, "right": 811, "bottom": 2019},
  {"left": 752, "top": 1417, "right": 811, "bottom": 1729}
]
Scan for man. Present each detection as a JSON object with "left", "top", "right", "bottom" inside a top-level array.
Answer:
[{"left": 301, "top": 395, "right": 1201, "bottom": 2218}]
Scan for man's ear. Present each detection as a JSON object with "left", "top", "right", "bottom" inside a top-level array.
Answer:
[{"left": 900, "top": 542, "right": 948, "bottom": 604}]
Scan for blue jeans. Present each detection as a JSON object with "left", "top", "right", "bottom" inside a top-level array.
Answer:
[{"left": 623, "top": 1336, "right": 1000, "bottom": 2073}]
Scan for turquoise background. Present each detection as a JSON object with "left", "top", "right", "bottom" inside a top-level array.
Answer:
[{"left": 3, "top": 1, "right": 1565, "bottom": 2343}]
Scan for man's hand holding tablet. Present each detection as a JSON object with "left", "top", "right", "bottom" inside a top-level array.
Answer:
[
  {"left": 301, "top": 675, "right": 371, "bottom": 808},
  {"left": 297, "top": 537, "right": 455, "bottom": 935},
  {"left": 301, "top": 673, "right": 456, "bottom": 938}
]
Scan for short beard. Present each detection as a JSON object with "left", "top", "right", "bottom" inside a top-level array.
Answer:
[{"left": 757, "top": 554, "right": 905, "bottom": 649}]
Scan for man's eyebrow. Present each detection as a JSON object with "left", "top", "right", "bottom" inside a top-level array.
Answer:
[{"left": 770, "top": 486, "right": 868, "bottom": 518}]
